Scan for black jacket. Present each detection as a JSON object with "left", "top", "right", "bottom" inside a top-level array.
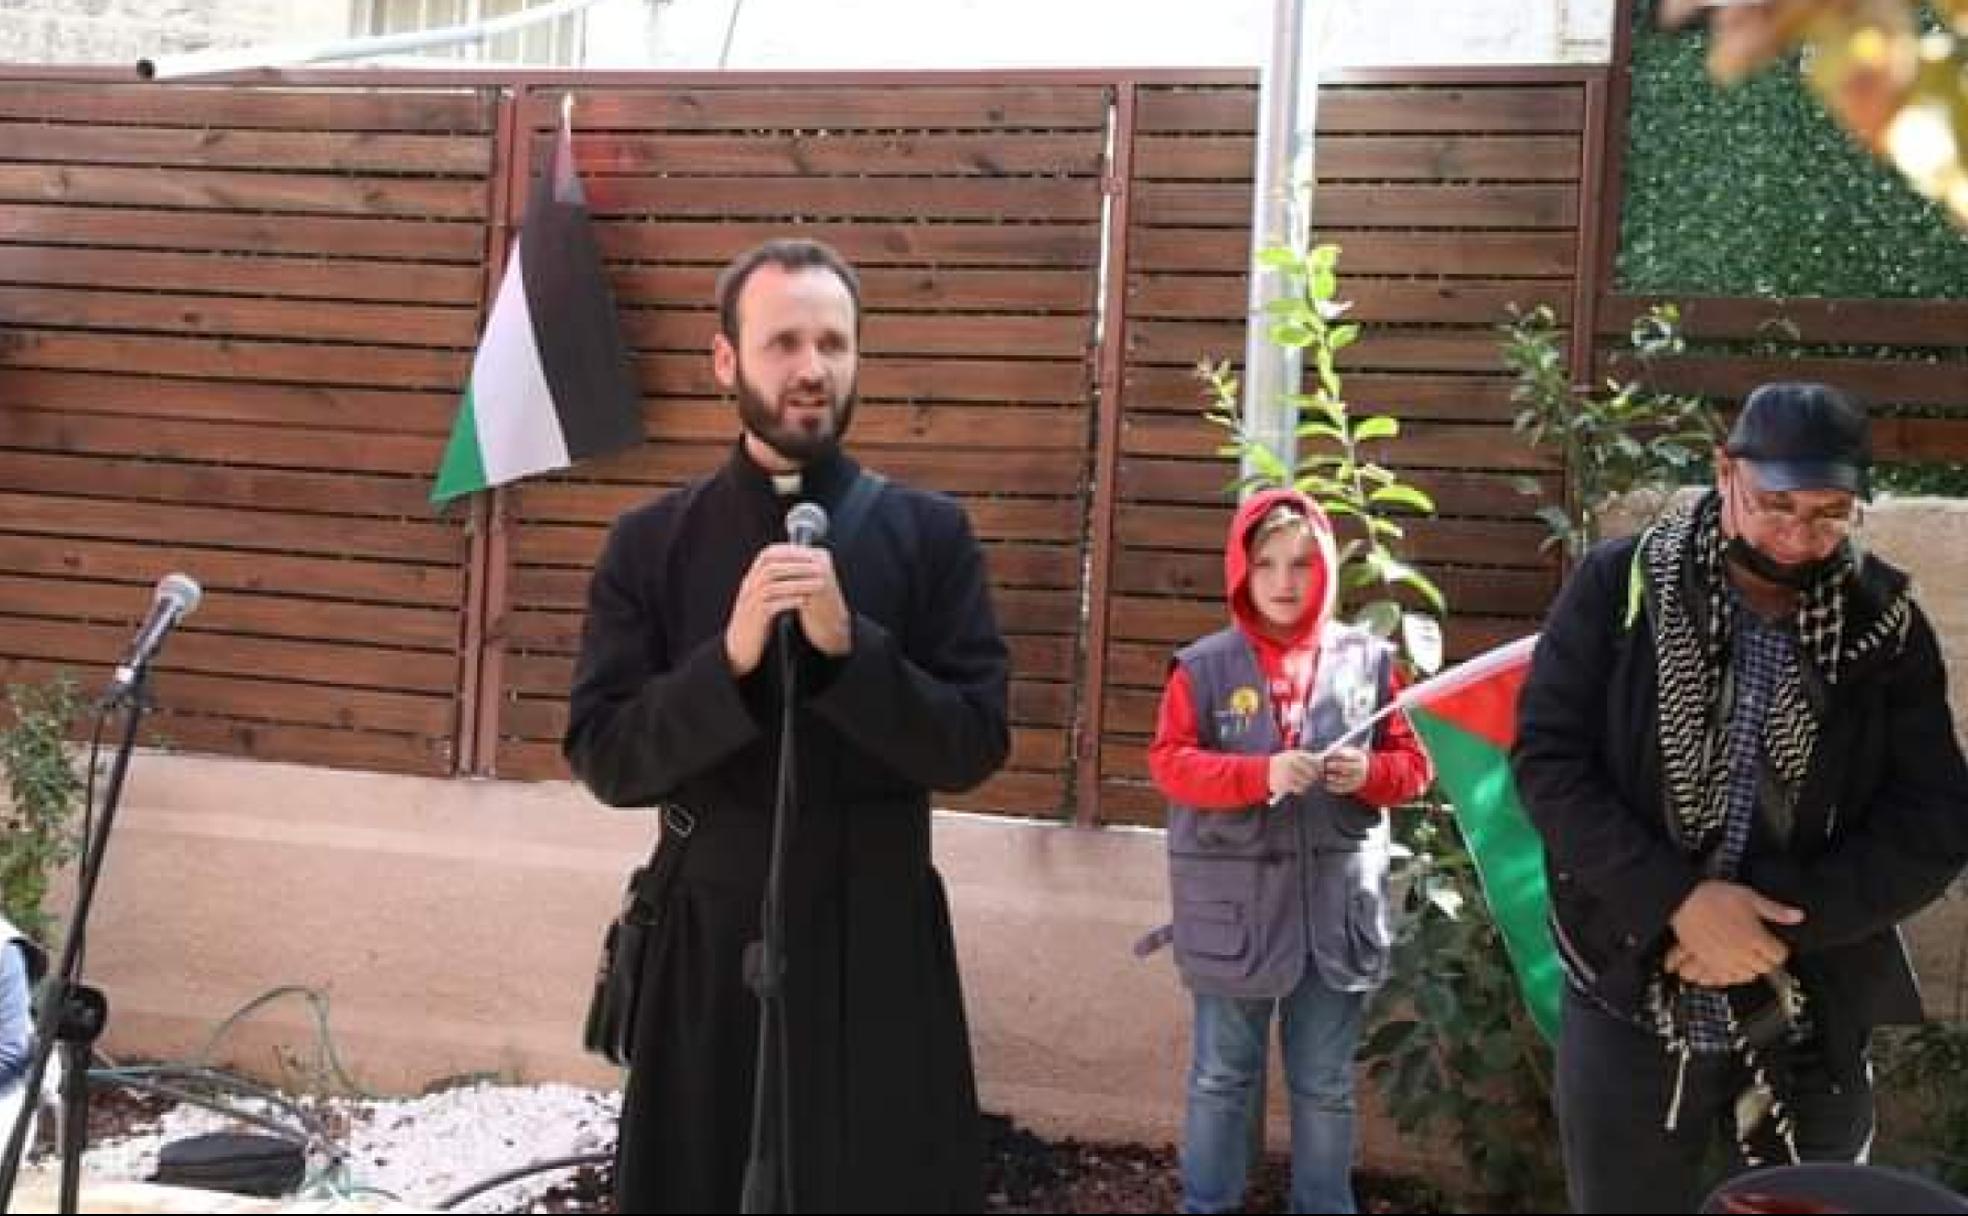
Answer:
[{"left": 1513, "top": 528, "right": 1968, "bottom": 1069}]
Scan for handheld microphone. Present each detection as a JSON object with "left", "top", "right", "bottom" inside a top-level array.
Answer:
[
  {"left": 777, "top": 504, "right": 830, "bottom": 648},
  {"left": 785, "top": 501, "right": 829, "bottom": 548},
  {"left": 107, "top": 573, "right": 201, "bottom": 699}
]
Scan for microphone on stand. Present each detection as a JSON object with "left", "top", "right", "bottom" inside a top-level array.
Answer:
[
  {"left": 105, "top": 573, "right": 201, "bottom": 703},
  {"left": 745, "top": 501, "right": 830, "bottom": 1213},
  {"left": 0, "top": 570, "right": 201, "bottom": 1214}
]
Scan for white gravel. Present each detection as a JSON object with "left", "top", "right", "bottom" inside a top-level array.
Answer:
[{"left": 72, "top": 1082, "right": 621, "bottom": 1212}]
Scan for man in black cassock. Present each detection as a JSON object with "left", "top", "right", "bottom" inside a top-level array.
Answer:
[{"left": 564, "top": 237, "right": 1010, "bottom": 1213}]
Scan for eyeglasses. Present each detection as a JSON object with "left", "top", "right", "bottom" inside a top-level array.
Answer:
[{"left": 1736, "top": 488, "right": 1862, "bottom": 541}]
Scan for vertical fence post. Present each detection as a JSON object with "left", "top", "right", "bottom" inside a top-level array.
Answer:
[
  {"left": 1075, "top": 80, "right": 1139, "bottom": 828},
  {"left": 1569, "top": 70, "right": 1612, "bottom": 418},
  {"left": 1581, "top": 0, "right": 1640, "bottom": 393},
  {"left": 461, "top": 85, "right": 528, "bottom": 777}
]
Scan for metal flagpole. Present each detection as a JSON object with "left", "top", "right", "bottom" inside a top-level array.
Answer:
[{"left": 1240, "top": 0, "right": 1337, "bottom": 494}]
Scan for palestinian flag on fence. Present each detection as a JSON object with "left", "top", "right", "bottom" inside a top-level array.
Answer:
[
  {"left": 1399, "top": 634, "right": 1562, "bottom": 1043},
  {"left": 432, "top": 102, "right": 642, "bottom": 504}
]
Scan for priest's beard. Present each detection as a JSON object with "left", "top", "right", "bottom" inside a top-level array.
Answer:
[{"left": 736, "top": 360, "right": 858, "bottom": 467}]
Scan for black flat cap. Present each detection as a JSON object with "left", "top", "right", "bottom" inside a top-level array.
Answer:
[{"left": 1725, "top": 382, "right": 1871, "bottom": 494}]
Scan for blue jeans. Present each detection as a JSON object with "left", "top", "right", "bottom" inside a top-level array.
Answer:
[{"left": 1180, "top": 968, "right": 1367, "bottom": 1214}]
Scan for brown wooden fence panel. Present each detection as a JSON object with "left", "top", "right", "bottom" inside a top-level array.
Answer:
[
  {"left": 0, "top": 79, "right": 493, "bottom": 776},
  {"left": 1092, "top": 73, "right": 1591, "bottom": 826},
  {"left": 1595, "top": 295, "right": 1968, "bottom": 459},
  {"left": 0, "top": 69, "right": 1632, "bottom": 821},
  {"left": 481, "top": 82, "right": 1109, "bottom": 818}
]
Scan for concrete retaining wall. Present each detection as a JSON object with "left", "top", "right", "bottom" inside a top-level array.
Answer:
[{"left": 33, "top": 497, "right": 1968, "bottom": 1174}]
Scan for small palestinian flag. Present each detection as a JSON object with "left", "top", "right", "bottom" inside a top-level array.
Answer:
[
  {"left": 432, "top": 100, "right": 642, "bottom": 504},
  {"left": 1401, "top": 635, "right": 1562, "bottom": 1042}
]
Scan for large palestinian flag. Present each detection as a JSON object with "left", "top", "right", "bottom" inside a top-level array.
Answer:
[
  {"left": 1400, "top": 635, "right": 1562, "bottom": 1042},
  {"left": 432, "top": 104, "right": 642, "bottom": 504}
]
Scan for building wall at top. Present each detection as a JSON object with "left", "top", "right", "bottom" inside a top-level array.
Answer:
[
  {"left": 650, "top": 0, "right": 1619, "bottom": 69},
  {"left": 0, "top": 0, "right": 1615, "bottom": 69},
  {"left": 0, "top": 0, "right": 343, "bottom": 66}
]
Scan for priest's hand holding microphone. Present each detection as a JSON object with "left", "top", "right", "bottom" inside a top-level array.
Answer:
[{"left": 723, "top": 503, "right": 847, "bottom": 677}]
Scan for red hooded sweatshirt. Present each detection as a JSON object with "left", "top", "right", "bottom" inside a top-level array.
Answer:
[{"left": 1147, "top": 488, "right": 1432, "bottom": 810}]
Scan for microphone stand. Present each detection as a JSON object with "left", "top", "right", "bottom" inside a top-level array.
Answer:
[
  {"left": 0, "top": 668, "right": 148, "bottom": 1214},
  {"left": 741, "top": 618, "right": 799, "bottom": 1214}
]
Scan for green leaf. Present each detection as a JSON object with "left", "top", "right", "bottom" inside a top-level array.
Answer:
[
  {"left": 1407, "top": 569, "right": 1448, "bottom": 614},
  {"left": 1255, "top": 246, "right": 1304, "bottom": 272},
  {"left": 1369, "top": 484, "right": 1437, "bottom": 514},
  {"left": 1269, "top": 320, "right": 1314, "bottom": 347},
  {"left": 1247, "top": 444, "right": 1291, "bottom": 484},
  {"left": 1352, "top": 415, "right": 1400, "bottom": 442},
  {"left": 1339, "top": 564, "right": 1381, "bottom": 593},
  {"left": 1360, "top": 1017, "right": 1420, "bottom": 1059},
  {"left": 1354, "top": 599, "right": 1403, "bottom": 637},
  {"left": 1534, "top": 504, "right": 1574, "bottom": 535}
]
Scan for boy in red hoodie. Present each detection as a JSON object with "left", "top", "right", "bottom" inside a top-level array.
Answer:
[{"left": 1149, "top": 489, "right": 1431, "bottom": 1214}]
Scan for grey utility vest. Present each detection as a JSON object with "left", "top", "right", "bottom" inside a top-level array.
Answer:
[{"left": 1165, "top": 624, "right": 1396, "bottom": 999}]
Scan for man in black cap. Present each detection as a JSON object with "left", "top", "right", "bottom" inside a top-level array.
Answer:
[{"left": 1514, "top": 382, "right": 1968, "bottom": 1212}]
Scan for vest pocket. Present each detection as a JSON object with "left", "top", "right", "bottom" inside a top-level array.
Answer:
[
  {"left": 1307, "top": 850, "right": 1391, "bottom": 989},
  {"left": 1172, "top": 899, "right": 1247, "bottom": 961},
  {"left": 1346, "top": 887, "right": 1391, "bottom": 978},
  {"left": 1169, "top": 854, "right": 1265, "bottom": 982}
]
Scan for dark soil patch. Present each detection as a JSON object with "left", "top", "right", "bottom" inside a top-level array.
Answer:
[
  {"left": 526, "top": 1112, "right": 1449, "bottom": 1213},
  {"left": 978, "top": 1113, "right": 1448, "bottom": 1214}
]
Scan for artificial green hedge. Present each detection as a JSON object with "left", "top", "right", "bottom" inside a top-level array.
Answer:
[{"left": 1618, "top": 0, "right": 1968, "bottom": 298}]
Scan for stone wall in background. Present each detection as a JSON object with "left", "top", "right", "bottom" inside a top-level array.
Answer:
[
  {"left": 0, "top": 0, "right": 342, "bottom": 66},
  {"left": 1859, "top": 499, "right": 1968, "bottom": 1020}
]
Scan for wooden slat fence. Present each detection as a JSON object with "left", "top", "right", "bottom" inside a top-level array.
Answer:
[
  {"left": 1089, "top": 73, "right": 1594, "bottom": 825},
  {"left": 0, "top": 78, "right": 493, "bottom": 776},
  {"left": 0, "top": 68, "right": 1681, "bottom": 823},
  {"left": 479, "top": 82, "right": 1111, "bottom": 819},
  {"left": 1596, "top": 295, "right": 1968, "bottom": 460}
]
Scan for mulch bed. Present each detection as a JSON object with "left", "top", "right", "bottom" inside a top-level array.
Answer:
[{"left": 529, "top": 1112, "right": 1449, "bottom": 1213}]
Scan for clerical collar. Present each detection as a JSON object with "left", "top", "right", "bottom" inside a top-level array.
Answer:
[{"left": 728, "top": 436, "right": 854, "bottom": 503}]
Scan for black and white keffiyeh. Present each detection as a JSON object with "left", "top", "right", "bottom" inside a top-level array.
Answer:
[{"left": 1637, "top": 492, "right": 1909, "bottom": 1160}]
